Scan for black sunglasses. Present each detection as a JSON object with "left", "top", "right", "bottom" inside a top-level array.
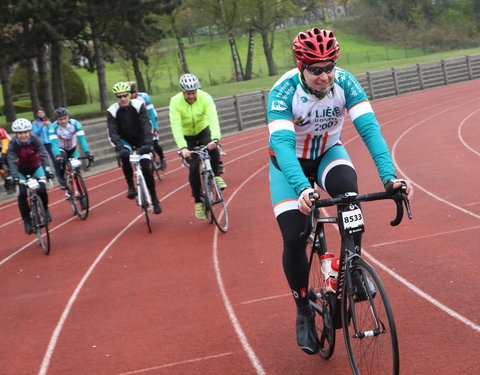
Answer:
[
  {"left": 304, "top": 62, "right": 336, "bottom": 76},
  {"left": 116, "top": 94, "right": 129, "bottom": 99}
]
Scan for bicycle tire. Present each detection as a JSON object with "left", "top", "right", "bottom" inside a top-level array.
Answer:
[
  {"left": 341, "top": 257, "right": 399, "bottom": 375},
  {"left": 31, "top": 195, "right": 51, "bottom": 255},
  {"left": 307, "top": 236, "right": 336, "bottom": 359},
  {"left": 202, "top": 173, "right": 214, "bottom": 224},
  {"left": 137, "top": 176, "right": 152, "bottom": 233},
  {"left": 71, "top": 174, "right": 89, "bottom": 220},
  {"left": 151, "top": 150, "right": 165, "bottom": 181},
  {"left": 205, "top": 173, "right": 228, "bottom": 232}
]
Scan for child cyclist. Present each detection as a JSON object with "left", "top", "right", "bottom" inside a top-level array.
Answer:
[
  {"left": 49, "top": 107, "right": 93, "bottom": 190},
  {"left": 6, "top": 119, "right": 54, "bottom": 234}
]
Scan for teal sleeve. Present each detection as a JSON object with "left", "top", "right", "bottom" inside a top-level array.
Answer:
[
  {"left": 353, "top": 112, "right": 396, "bottom": 182},
  {"left": 49, "top": 124, "right": 60, "bottom": 157},
  {"left": 75, "top": 122, "right": 90, "bottom": 153}
]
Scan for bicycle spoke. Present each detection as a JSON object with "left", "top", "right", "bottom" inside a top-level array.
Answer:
[
  {"left": 138, "top": 177, "right": 152, "bottom": 233},
  {"left": 308, "top": 240, "right": 335, "bottom": 359},
  {"left": 70, "top": 174, "right": 89, "bottom": 220},
  {"left": 342, "top": 258, "right": 399, "bottom": 375},
  {"left": 32, "top": 196, "right": 51, "bottom": 255},
  {"left": 207, "top": 175, "right": 229, "bottom": 232}
]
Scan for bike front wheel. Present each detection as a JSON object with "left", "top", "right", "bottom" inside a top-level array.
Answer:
[
  {"left": 31, "top": 196, "right": 51, "bottom": 255},
  {"left": 341, "top": 257, "right": 399, "bottom": 375},
  {"left": 204, "top": 174, "right": 228, "bottom": 232},
  {"left": 307, "top": 236, "right": 336, "bottom": 359},
  {"left": 68, "top": 174, "right": 89, "bottom": 220},
  {"left": 137, "top": 177, "right": 152, "bottom": 233}
]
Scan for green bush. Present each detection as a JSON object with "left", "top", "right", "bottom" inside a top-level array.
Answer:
[{"left": 8, "top": 63, "right": 87, "bottom": 108}]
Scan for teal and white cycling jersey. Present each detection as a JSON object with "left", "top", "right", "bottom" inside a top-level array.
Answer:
[
  {"left": 49, "top": 119, "right": 90, "bottom": 157},
  {"left": 136, "top": 92, "right": 158, "bottom": 131},
  {"left": 267, "top": 67, "right": 396, "bottom": 196}
]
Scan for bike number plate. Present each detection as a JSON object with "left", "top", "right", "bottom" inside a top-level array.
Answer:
[
  {"left": 70, "top": 159, "right": 82, "bottom": 168},
  {"left": 342, "top": 208, "right": 365, "bottom": 233},
  {"left": 27, "top": 179, "right": 40, "bottom": 190},
  {"left": 129, "top": 154, "right": 140, "bottom": 163}
]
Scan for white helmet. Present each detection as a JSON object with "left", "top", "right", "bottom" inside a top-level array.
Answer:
[
  {"left": 179, "top": 74, "right": 201, "bottom": 92},
  {"left": 12, "top": 118, "right": 33, "bottom": 132}
]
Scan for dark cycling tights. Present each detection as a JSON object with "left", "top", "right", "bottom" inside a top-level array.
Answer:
[
  {"left": 119, "top": 152, "right": 157, "bottom": 197},
  {"left": 184, "top": 127, "right": 220, "bottom": 203},
  {"left": 18, "top": 182, "right": 48, "bottom": 220},
  {"left": 276, "top": 163, "right": 360, "bottom": 308}
]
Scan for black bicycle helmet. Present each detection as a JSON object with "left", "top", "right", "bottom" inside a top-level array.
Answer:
[{"left": 54, "top": 107, "right": 69, "bottom": 119}]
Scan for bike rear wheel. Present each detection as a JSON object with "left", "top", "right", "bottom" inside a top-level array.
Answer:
[
  {"left": 307, "top": 236, "right": 336, "bottom": 359},
  {"left": 68, "top": 174, "right": 89, "bottom": 220},
  {"left": 151, "top": 150, "right": 165, "bottom": 181},
  {"left": 204, "top": 174, "right": 228, "bottom": 232},
  {"left": 31, "top": 196, "right": 51, "bottom": 255},
  {"left": 341, "top": 257, "right": 399, "bottom": 375}
]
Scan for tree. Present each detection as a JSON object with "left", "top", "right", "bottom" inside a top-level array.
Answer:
[
  {"left": 114, "top": 0, "right": 166, "bottom": 92},
  {"left": 0, "top": 0, "right": 18, "bottom": 121},
  {"left": 193, "top": 0, "right": 244, "bottom": 81}
]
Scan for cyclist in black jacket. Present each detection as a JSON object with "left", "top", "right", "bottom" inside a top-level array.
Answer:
[{"left": 107, "top": 82, "right": 162, "bottom": 214}]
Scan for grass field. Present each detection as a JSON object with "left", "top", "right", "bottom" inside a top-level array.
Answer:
[{"left": 2, "top": 23, "right": 480, "bottom": 126}]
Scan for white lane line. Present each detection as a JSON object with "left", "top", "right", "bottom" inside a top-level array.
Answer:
[
  {"left": 316, "top": 207, "right": 480, "bottom": 333},
  {"left": 369, "top": 225, "right": 480, "bottom": 247},
  {"left": 391, "top": 98, "right": 480, "bottom": 220},
  {"left": 37, "top": 182, "right": 188, "bottom": 375},
  {"left": 240, "top": 293, "right": 291, "bottom": 305},
  {"left": 362, "top": 248, "right": 480, "bottom": 333},
  {"left": 212, "top": 162, "right": 269, "bottom": 375},
  {"left": 0, "top": 192, "right": 123, "bottom": 266},
  {"left": 384, "top": 99, "right": 480, "bottom": 332},
  {"left": 38, "top": 146, "right": 267, "bottom": 375},
  {"left": 457, "top": 108, "right": 480, "bottom": 157},
  {"left": 38, "top": 218, "right": 140, "bottom": 375},
  {"left": 116, "top": 352, "right": 233, "bottom": 375}
]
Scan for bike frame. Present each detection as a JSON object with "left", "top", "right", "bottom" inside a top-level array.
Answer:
[
  {"left": 21, "top": 176, "right": 51, "bottom": 255},
  {"left": 310, "top": 202, "right": 364, "bottom": 329},
  {"left": 129, "top": 151, "right": 152, "bottom": 209}
]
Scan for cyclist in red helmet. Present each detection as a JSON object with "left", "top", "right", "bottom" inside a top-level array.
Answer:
[{"left": 267, "top": 27, "right": 413, "bottom": 354}]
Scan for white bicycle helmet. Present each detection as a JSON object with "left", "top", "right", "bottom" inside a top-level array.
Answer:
[
  {"left": 12, "top": 118, "right": 33, "bottom": 132},
  {"left": 179, "top": 74, "right": 201, "bottom": 92}
]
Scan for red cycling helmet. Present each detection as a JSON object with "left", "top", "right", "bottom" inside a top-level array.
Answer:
[{"left": 293, "top": 28, "right": 340, "bottom": 70}]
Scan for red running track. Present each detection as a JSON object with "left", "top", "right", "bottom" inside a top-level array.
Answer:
[{"left": 1, "top": 80, "right": 479, "bottom": 374}]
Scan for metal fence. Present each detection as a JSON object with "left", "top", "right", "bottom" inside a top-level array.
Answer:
[{"left": 83, "top": 54, "right": 480, "bottom": 167}]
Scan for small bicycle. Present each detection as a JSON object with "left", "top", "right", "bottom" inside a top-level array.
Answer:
[
  {"left": 22, "top": 176, "right": 51, "bottom": 255},
  {"left": 64, "top": 155, "right": 94, "bottom": 220},
  {"left": 180, "top": 144, "right": 229, "bottom": 232},
  {"left": 303, "top": 185, "right": 411, "bottom": 375},
  {"left": 130, "top": 149, "right": 153, "bottom": 233}
]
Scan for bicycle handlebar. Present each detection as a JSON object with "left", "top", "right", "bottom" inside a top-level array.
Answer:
[
  {"left": 74, "top": 155, "right": 95, "bottom": 169},
  {"left": 178, "top": 142, "right": 224, "bottom": 167},
  {"left": 300, "top": 188, "right": 412, "bottom": 238}
]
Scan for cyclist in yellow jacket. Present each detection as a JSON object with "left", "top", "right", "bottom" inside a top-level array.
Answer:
[{"left": 169, "top": 73, "right": 227, "bottom": 219}]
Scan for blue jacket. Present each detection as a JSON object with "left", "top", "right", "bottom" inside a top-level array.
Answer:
[{"left": 32, "top": 118, "right": 52, "bottom": 145}]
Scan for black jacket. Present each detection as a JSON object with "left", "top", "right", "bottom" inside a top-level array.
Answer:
[{"left": 106, "top": 99, "right": 153, "bottom": 150}]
